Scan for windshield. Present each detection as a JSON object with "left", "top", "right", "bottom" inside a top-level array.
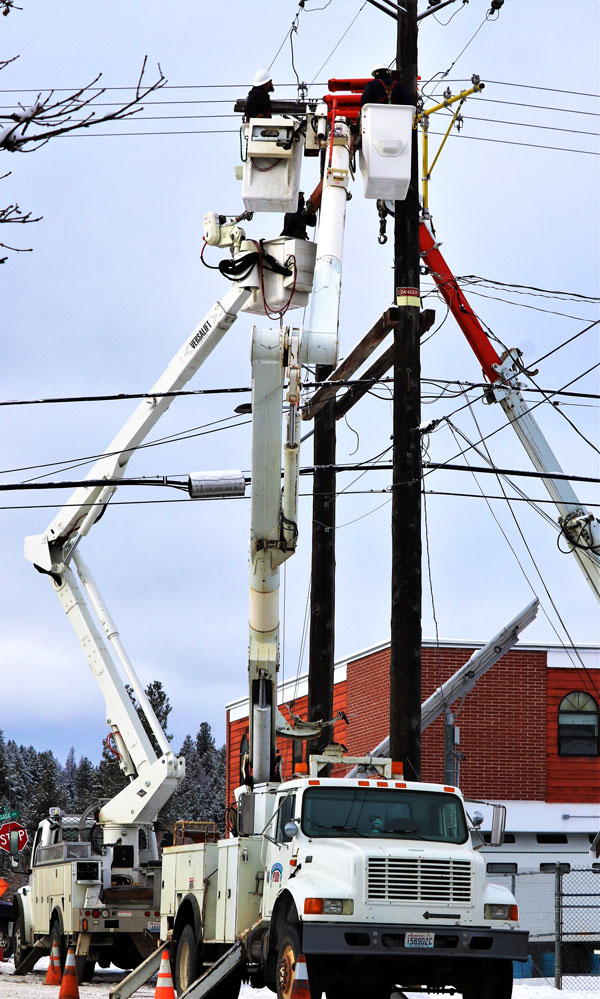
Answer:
[{"left": 301, "top": 787, "right": 468, "bottom": 844}]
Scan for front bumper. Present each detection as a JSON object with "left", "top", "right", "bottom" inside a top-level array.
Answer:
[{"left": 302, "top": 921, "right": 529, "bottom": 961}]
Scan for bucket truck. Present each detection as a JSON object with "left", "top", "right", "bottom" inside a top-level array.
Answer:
[
  {"left": 151, "top": 103, "right": 526, "bottom": 999},
  {"left": 12, "top": 223, "right": 313, "bottom": 980}
]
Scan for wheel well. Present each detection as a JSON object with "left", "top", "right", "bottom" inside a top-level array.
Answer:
[
  {"left": 269, "top": 891, "right": 301, "bottom": 954},
  {"left": 172, "top": 895, "right": 203, "bottom": 951},
  {"left": 50, "top": 907, "right": 65, "bottom": 938}
]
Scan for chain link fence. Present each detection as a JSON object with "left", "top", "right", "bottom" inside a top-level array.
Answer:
[{"left": 490, "top": 865, "right": 600, "bottom": 991}]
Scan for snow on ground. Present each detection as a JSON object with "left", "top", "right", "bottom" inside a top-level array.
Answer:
[{"left": 0, "top": 958, "right": 596, "bottom": 998}]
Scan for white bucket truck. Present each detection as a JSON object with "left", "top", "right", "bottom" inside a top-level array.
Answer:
[{"left": 161, "top": 753, "right": 527, "bottom": 999}]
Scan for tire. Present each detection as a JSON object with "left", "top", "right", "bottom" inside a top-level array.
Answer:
[
  {"left": 175, "top": 923, "right": 198, "bottom": 995},
  {"left": 81, "top": 959, "right": 96, "bottom": 982},
  {"left": 0, "top": 930, "right": 13, "bottom": 960},
  {"left": 276, "top": 926, "right": 302, "bottom": 999},
  {"left": 12, "top": 913, "right": 32, "bottom": 970},
  {"left": 49, "top": 920, "right": 66, "bottom": 973},
  {"left": 461, "top": 959, "right": 513, "bottom": 999}
]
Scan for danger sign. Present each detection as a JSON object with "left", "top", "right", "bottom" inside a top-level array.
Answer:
[{"left": 0, "top": 821, "right": 28, "bottom": 853}]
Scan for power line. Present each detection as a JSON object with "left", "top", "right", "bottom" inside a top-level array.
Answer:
[
  {"left": 531, "top": 319, "right": 600, "bottom": 367},
  {"left": 4, "top": 376, "right": 599, "bottom": 410},
  {"left": 2, "top": 487, "right": 597, "bottom": 516},
  {"left": 427, "top": 361, "right": 600, "bottom": 476},
  {"left": 3, "top": 462, "right": 599, "bottom": 493}
]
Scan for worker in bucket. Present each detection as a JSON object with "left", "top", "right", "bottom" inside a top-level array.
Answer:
[
  {"left": 280, "top": 191, "right": 317, "bottom": 240},
  {"left": 360, "top": 59, "right": 412, "bottom": 107},
  {"left": 244, "top": 69, "right": 274, "bottom": 120}
]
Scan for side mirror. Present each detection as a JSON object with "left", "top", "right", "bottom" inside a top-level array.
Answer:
[
  {"left": 283, "top": 821, "right": 298, "bottom": 841},
  {"left": 490, "top": 804, "right": 506, "bottom": 847},
  {"left": 471, "top": 811, "right": 484, "bottom": 828},
  {"left": 9, "top": 830, "right": 20, "bottom": 858}
]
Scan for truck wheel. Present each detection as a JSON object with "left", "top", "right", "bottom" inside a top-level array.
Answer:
[
  {"left": 0, "top": 931, "right": 13, "bottom": 960},
  {"left": 12, "top": 914, "right": 32, "bottom": 970},
  {"left": 49, "top": 920, "right": 66, "bottom": 973},
  {"left": 81, "top": 960, "right": 96, "bottom": 982},
  {"left": 175, "top": 923, "right": 198, "bottom": 994},
  {"left": 462, "top": 959, "right": 513, "bottom": 999},
  {"left": 276, "top": 926, "right": 302, "bottom": 999}
]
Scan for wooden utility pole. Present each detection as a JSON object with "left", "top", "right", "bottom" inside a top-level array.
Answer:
[
  {"left": 307, "top": 364, "right": 336, "bottom": 765},
  {"left": 389, "top": 0, "right": 422, "bottom": 781}
]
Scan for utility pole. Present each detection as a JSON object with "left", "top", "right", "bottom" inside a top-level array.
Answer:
[
  {"left": 390, "top": 0, "right": 422, "bottom": 781},
  {"left": 306, "top": 366, "right": 336, "bottom": 768}
]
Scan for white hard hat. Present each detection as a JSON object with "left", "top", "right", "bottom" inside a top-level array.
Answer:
[
  {"left": 372, "top": 59, "right": 390, "bottom": 75},
  {"left": 254, "top": 68, "right": 273, "bottom": 87}
]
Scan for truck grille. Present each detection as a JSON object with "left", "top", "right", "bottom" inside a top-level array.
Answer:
[{"left": 367, "top": 857, "right": 472, "bottom": 904}]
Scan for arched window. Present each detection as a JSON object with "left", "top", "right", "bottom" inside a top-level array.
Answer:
[{"left": 558, "top": 691, "right": 599, "bottom": 756}]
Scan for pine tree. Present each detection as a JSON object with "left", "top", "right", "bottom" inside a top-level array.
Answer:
[
  {"left": 126, "top": 680, "right": 173, "bottom": 757},
  {"left": 60, "top": 747, "right": 78, "bottom": 813}
]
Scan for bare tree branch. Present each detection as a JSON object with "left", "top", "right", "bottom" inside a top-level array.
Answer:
[
  {"left": 0, "top": 57, "right": 167, "bottom": 151},
  {"left": 2, "top": 1, "right": 23, "bottom": 17},
  {"left": 0, "top": 202, "right": 42, "bottom": 224}
]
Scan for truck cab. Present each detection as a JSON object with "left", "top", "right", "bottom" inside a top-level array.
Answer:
[{"left": 252, "top": 772, "right": 526, "bottom": 999}]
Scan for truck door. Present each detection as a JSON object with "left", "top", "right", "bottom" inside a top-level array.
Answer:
[{"left": 262, "top": 792, "right": 296, "bottom": 920}]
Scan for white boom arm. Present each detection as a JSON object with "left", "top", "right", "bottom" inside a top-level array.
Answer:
[
  {"left": 25, "top": 281, "right": 253, "bottom": 830},
  {"left": 26, "top": 284, "right": 251, "bottom": 573},
  {"left": 248, "top": 115, "right": 350, "bottom": 783},
  {"left": 348, "top": 597, "right": 540, "bottom": 773}
]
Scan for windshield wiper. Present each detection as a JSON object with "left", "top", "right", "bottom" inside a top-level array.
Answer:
[{"left": 317, "top": 824, "right": 369, "bottom": 837}]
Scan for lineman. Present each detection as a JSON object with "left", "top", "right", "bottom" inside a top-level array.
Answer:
[
  {"left": 360, "top": 60, "right": 412, "bottom": 107},
  {"left": 244, "top": 69, "right": 274, "bottom": 120}
]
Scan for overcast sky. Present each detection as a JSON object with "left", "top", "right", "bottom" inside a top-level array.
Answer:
[{"left": 1, "top": 0, "right": 598, "bottom": 768}]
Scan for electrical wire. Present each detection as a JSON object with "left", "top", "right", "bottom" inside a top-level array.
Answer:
[
  {"left": 446, "top": 421, "right": 599, "bottom": 697},
  {"left": 309, "top": 1, "right": 367, "bottom": 84},
  {"left": 425, "top": 362, "right": 600, "bottom": 478},
  {"left": 531, "top": 320, "right": 600, "bottom": 367},
  {"left": 2, "top": 486, "right": 597, "bottom": 514},
  {"left": 465, "top": 402, "right": 599, "bottom": 696},
  {"left": 452, "top": 275, "right": 600, "bottom": 304},
  {"left": 0, "top": 414, "right": 251, "bottom": 478}
]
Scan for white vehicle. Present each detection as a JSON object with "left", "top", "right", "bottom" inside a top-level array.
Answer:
[
  {"left": 161, "top": 755, "right": 526, "bottom": 999},
  {"left": 156, "top": 107, "right": 527, "bottom": 999},
  {"left": 12, "top": 218, "right": 313, "bottom": 981},
  {"left": 15, "top": 98, "right": 528, "bottom": 999}
]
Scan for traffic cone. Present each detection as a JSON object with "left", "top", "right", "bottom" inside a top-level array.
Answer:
[
  {"left": 44, "top": 940, "right": 62, "bottom": 985},
  {"left": 58, "top": 947, "right": 79, "bottom": 999},
  {"left": 154, "top": 949, "right": 175, "bottom": 999},
  {"left": 289, "top": 953, "right": 312, "bottom": 999}
]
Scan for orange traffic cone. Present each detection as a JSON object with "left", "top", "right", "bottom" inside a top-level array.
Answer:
[
  {"left": 290, "top": 953, "right": 312, "bottom": 999},
  {"left": 44, "top": 940, "right": 62, "bottom": 985},
  {"left": 154, "top": 949, "right": 175, "bottom": 999},
  {"left": 58, "top": 947, "right": 79, "bottom": 999}
]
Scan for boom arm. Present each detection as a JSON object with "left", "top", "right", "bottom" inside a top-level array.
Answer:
[
  {"left": 24, "top": 280, "right": 253, "bottom": 829},
  {"left": 420, "top": 221, "right": 600, "bottom": 601}
]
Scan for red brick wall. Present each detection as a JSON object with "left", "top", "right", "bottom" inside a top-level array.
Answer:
[
  {"left": 226, "top": 683, "right": 347, "bottom": 804},
  {"left": 345, "top": 646, "right": 547, "bottom": 799},
  {"left": 226, "top": 647, "right": 600, "bottom": 805},
  {"left": 546, "top": 668, "right": 600, "bottom": 803}
]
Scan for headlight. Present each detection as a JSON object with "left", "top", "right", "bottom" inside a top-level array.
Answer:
[
  {"left": 304, "top": 898, "right": 354, "bottom": 915},
  {"left": 484, "top": 903, "right": 518, "bottom": 920}
]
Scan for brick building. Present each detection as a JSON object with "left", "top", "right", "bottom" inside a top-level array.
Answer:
[{"left": 226, "top": 639, "right": 599, "bottom": 853}]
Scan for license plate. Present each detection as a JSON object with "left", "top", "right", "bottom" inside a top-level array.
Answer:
[
  {"left": 405, "top": 932, "right": 435, "bottom": 949},
  {"left": 148, "top": 922, "right": 160, "bottom": 934}
]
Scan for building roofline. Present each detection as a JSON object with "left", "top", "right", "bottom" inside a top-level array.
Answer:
[{"left": 226, "top": 637, "right": 599, "bottom": 712}]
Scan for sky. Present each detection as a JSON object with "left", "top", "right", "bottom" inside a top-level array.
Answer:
[{"left": 0, "top": 0, "right": 598, "bottom": 769}]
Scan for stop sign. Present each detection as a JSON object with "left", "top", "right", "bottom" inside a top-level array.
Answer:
[{"left": 0, "top": 821, "right": 28, "bottom": 853}]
